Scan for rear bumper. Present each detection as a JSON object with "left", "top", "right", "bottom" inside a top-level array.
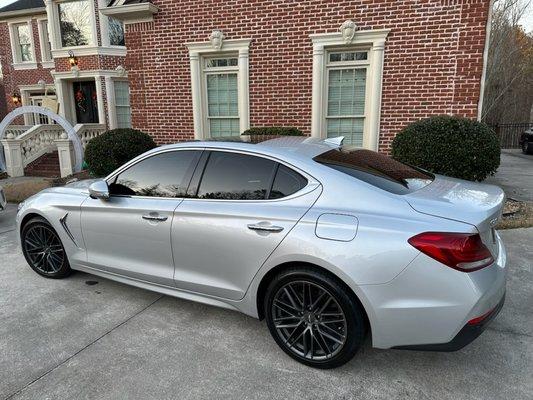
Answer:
[{"left": 392, "top": 292, "right": 505, "bottom": 351}]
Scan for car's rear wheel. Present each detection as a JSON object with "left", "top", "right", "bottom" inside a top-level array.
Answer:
[
  {"left": 264, "top": 268, "right": 366, "bottom": 369},
  {"left": 21, "top": 217, "right": 71, "bottom": 278}
]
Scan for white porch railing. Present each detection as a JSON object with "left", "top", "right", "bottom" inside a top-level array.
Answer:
[
  {"left": 1, "top": 123, "right": 106, "bottom": 177},
  {"left": 5, "top": 125, "right": 32, "bottom": 138}
]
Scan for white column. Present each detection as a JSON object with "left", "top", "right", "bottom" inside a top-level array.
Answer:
[
  {"left": 1, "top": 139, "right": 24, "bottom": 177},
  {"left": 189, "top": 52, "right": 203, "bottom": 139},
  {"left": 54, "top": 79, "right": 66, "bottom": 118},
  {"left": 311, "top": 43, "right": 325, "bottom": 138},
  {"left": 55, "top": 139, "right": 74, "bottom": 178},
  {"left": 98, "top": 0, "right": 110, "bottom": 47},
  {"left": 45, "top": 0, "right": 59, "bottom": 50},
  {"left": 105, "top": 76, "right": 117, "bottom": 129},
  {"left": 365, "top": 40, "right": 386, "bottom": 151},
  {"left": 238, "top": 47, "right": 250, "bottom": 133},
  {"left": 95, "top": 77, "right": 106, "bottom": 126}
]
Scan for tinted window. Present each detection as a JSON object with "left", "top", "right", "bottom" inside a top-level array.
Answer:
[
  {"left": 109, "top": 151, "right": 200, "bottom": 197},
  {"left": 197, "top": 152, "right": 276, "bottom": 200},
  {"left": 269, "top": 165, "right": 308, "bottom": 199},
  {"left": 314, "top": 148, "right": 433, "bottom": 195}
]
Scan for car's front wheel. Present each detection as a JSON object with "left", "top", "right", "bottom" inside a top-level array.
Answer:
[
  {"left": 264, "top": 267, "right": 366, "bottom": 369},
  {"left": 21, "top": 217, "right": 71, "bottom": 278}
]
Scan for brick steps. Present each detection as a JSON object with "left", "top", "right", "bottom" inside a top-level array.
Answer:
[{"left": 24, "top": 151, "right": 61, "bottom": 178}]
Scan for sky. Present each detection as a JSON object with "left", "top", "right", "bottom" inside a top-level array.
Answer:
[{"left": 0, "top": 0, "right": 531, "bottom": 31}]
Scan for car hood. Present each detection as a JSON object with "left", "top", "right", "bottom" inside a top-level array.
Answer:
[{"left": 36, "top": 179, "right": 100, "bottom": 197}]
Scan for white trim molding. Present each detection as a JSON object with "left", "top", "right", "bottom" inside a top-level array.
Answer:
[
  {"left": 186, "top": 38, "right": 251, "bottom": 140},
  {"left": 100, "top": 2, "right": 159, "bottom": 23},
  {"left": 8, "top": 18, "right": 38, "bottom": 69},
  {"left": 51, "top": 46, "right": 127, "bottom": 58},
  {"left": 310, "top": 28, "right": 390, "bottom": 151}
]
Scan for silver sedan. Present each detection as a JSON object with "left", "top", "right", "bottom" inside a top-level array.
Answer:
[{"left": 16, "top": 137, "right": 506, "bottom": 368}]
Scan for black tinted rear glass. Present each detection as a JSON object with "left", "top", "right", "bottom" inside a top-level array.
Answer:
[
  {"left": 269, "top": 165, "right": 308, "bottom": 199},
  {"left": 314, "top": 148, "right": 433, "bottom": 195}
]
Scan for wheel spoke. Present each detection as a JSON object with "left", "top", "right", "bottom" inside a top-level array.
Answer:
[
  {"left": 23, "top": 225, "right": 65, "bottom": 274},
  {"left": 273, "top": 299, "right": 300, "bottom": 317},
  {"left": 317, "top": 325, "right": 345, "bottom": 345}
]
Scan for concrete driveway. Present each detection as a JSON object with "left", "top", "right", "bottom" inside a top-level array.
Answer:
[
  {"left": 485, "top": 149, "right": 533, "bottom": 202},
  {"left": 0, "top": 210, "right": 532, "bottom": 400}
]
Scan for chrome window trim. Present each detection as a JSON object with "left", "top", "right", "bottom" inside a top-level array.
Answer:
[{"left": 104, "top": 146, "right": 321, "bottom": 202}]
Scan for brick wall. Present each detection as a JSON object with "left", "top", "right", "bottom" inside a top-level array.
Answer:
[
  {"left": 125, "top": 0, "right": 491, "bottom": 152},
  {"left": 0, "top": 18, "right": 54, "bottom": 122}
]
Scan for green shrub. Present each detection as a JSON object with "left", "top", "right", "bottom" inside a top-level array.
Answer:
[
  {"left": 242, "top": 127, "right": 304, "bottom": 136},
  {"left": 391, "top": 116, "right": 500, "bottom": 181},
  {"left": 85, "top": 128, "right": 157, "bottom": 177}
]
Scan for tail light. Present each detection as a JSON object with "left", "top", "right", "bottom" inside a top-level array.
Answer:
[{"left": 408, "top": 232, "right": 494, "bottom": 272}]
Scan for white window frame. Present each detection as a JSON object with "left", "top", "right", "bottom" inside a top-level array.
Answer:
[
  {"left": 51, "top": 0, "right": 98, "bottom": 50},
  {"left": 8, "top": 19, "right": 37, "bottom": 70},
  {"left": 324, "top": 49, "right": 371, "bottom": 147},
  {"left": 113, "top": 79, "right": 132, "bottom": 129},
  {"left": 186, "top": 39, "right": 251, "bottom": 140},
  {"left": 36, "top": 17, "right": 54, "bottom": 68},
  {"left": 310, "top": 29, "right": 390, "bottom": 150},
  {"left": 202, "top": 56, "right": 240, "bottom": 138}
]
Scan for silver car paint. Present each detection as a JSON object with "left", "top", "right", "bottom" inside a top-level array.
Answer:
[{"left": 16, "top": 137, "right": 507, "bottom": 349}]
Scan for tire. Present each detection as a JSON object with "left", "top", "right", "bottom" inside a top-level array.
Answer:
[
  {"left": 522, "top": 140, "right": 532, "bottom": 155},
  {"left": 264, "top": 267, "right": 367, "bottom": 369},
  {"left": 21, "top": 216, "right": 71, "bottom": 279}
]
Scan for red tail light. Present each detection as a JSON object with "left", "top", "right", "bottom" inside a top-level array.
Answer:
[{"left": 408, "top": 232, "right": 494, "bottom": 272}]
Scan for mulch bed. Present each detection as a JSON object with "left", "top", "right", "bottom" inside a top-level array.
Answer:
[{"left": 498, "top": 199, "right": 533, "bottom": 229}]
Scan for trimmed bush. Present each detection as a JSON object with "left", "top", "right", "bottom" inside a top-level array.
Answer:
[
  {"left": 242, "top": 127, "right": 304, "bottom": 136},
  {"left": 85, "top": 128, "right": 157, "bottom": 177},
  {"left": 391, "top": 116, "right": 500, "bottom": 181}
]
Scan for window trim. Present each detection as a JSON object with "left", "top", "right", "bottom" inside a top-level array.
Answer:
[
  {"left": 310, "top": 29, "right": 390, "bottom": 151},
  {"left": 186, "top": 39, "right": 251, "bottom": 140},
  {"left": 112, "top": 79, "right": 131, "bottom": 129},
  {"left": 8, "top": 19, "right": 37, "bottom": 69},
  {"left": 52, "top": 0, "right": 98, "bottom": 50}
]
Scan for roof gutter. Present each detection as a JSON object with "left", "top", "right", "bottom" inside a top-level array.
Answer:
[{"left": 0, "top": 7, "right": 46, "bottom": 20}]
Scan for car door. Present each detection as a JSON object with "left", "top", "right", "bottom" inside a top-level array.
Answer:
[
  {"left": 171, "top": 150, "right": 321, "bottom": 300},
  {"left": 80, "top": 149, "right": 201, "bottom": 286}
]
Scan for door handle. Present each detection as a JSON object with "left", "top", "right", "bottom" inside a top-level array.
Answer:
[
  {"left": 142, "top": 214, "right": 168, "bottom": 222},
  {"left": 247, "top": 223, "right": 284, "bottom": 233}
]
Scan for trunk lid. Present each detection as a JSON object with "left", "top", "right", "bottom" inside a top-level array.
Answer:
[{"left": 404, "top": 175, "right": 505, "bottom": 257}]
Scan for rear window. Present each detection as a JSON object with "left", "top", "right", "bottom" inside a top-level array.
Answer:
[{"left": 314, "top": 148, "right": 433, "bottom": 195}]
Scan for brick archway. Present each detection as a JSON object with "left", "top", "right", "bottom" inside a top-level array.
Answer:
[{"left": 0, "top": 106, "right": 83, "bottom": 173}]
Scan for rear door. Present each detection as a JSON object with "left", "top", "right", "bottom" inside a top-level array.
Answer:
[
  {"left": 81, "top": 149, "right": 201, "bottom": 286},
  {"left": 171, "top": 150, "right": 321, "bottom": 300}
]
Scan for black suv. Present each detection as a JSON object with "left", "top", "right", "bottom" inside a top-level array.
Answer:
[{"left": 520, "top": 128, "right": 533, "bottom": 154}]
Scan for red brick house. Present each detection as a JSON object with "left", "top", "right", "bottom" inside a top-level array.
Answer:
[{"left": 0, "top": 0, "right": 492, "bottom": 155}]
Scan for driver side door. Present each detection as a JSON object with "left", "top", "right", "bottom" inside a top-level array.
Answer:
[{"left": 80, "top": 149, "right": 201, "bottom": 286}]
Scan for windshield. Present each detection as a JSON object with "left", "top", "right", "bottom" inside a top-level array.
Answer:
[{"left": 314, "top": 148, "right": 434, "bottom": 195}]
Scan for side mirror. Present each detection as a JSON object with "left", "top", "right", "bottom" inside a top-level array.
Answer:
[{"left": 89, "top": 180, "right": 110, "bottom": 200}]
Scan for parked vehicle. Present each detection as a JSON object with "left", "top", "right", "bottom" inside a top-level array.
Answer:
[
  {"left": 17, "top": 137, "right": 507, "bottom": 368},
  {"left": 519, "top": 128, "right": 533, "bottom": 154},
  {"left": 0, "top": 186, "right": 6, "bottom": 212}
]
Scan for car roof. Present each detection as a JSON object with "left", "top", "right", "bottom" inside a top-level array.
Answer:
[{"left": 158, "top": 136, "right": 338, "bottom": 162}]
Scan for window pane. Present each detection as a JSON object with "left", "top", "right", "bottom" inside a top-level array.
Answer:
[
  {"left": 109, "top": 151, "right": 200, "bottom": 197},
  {"left": 114, "top": 81, "right": 131, "bottom": 128},
  {"left": 327, "top": 68, "right": 366, "bottom": 117},
  {"left": 329, "top": 51, "right": 367, "bottom": 62},
  {"left": 108, "top": 17, "right": 124, "bottom": 46},
  {"left": 207, "top": 72, "right": 239, "bottom": 137},
  {"left": 269, "top": 165, "right": 308, "bottom": 199},
  {"left": 197, "top": 152, "right": 276, "bottom": 200},
  {"left": 314, "top": 149, "right": 434, "bottom": 195},
  {"left": 206, "top": 58, "right": 238, "bottom": 68},
  {"left": 59, "top": 0, "right": 92, "bottom": 47},
  {"left": 41, "top": 21, "right": 52, "bottom": 61},
  {"left": 16, "top": 24, "right": 32, "bottom": 61},
  {"left": 327, "top": 118, "right": 364, "bottom": 146}
]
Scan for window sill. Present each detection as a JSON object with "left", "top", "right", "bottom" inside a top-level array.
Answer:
[
  {"left": 41, "top": 61, "right": 55, "bottom": 69},
  {"left": 12, "top": 62, "right": 38, "bottom": 70}
]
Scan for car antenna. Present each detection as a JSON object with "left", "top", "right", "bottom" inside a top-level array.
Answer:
[{"left": 323, "top": 136, "right": 344, "bottom": 147}]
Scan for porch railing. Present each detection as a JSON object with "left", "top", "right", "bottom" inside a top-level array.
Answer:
[
  {"left": 490, "top": 123, "right": 533, "bottom": 149},
  {"left": 1, "top": 123, "right": 106, "bottom": 177}
]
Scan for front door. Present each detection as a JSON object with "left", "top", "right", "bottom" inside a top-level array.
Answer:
[
  {"left": 73, "top": 81, "right": 99, "bottom": 123},
  {"left": 171, "top": 150, "right": 321, "bottom": 300},
  {"left": 80, "top": 149, "right": 201, "bottom": 286}
]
